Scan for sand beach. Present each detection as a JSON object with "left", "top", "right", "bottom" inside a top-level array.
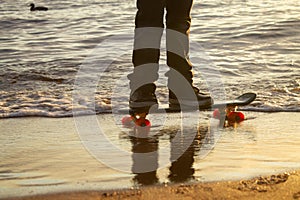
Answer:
[{"left": 5, "top": 170, "right": 300, "bottom": 200}]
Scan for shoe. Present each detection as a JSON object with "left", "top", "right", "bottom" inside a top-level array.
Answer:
[
  {"left": 169, "top": 87, "right": 213, "bottom": 110},
  {"left": 129, "top": 84, "right": 158, "bottom": 113}
]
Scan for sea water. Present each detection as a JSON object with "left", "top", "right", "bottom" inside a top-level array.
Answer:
[
  {"left": 0, "top": 0, "right": 299, "bottom": 118},
  {"left": 1, "top": 0, "right": 300, "bottom": 198}
]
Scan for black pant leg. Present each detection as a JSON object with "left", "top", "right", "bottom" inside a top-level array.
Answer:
[
  {"left": 129, "top": 0, "right": 165, "bottom": 92},
  {"left": 166, "top": 0, "right": 194, "bottom": 86}
]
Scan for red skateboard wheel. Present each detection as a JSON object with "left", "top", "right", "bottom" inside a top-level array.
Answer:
[
  {"left": 121, "top": 116, "right": 134, "bottom": 127},
  {"left": 134, "top": 118, "right": 151, "bottom": 136},
  {"left": 135, "top": 118, "right": 151, "bottom": 127},
  {"left": 227, "top": 111, "right": 245, "bottom": 123},
  {"left": 213, "top": 109, "right": 221, "bottom": 119}
]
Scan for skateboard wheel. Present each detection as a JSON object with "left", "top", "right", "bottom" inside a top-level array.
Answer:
[
  {"left": 227, "top": 111, "right": 245, "bottom": 123},
  {"left": 135, "top": 118, "right": 151, "bottom": 127},
  {"left": 121, "top": 116, "right": 134, "bottom": 127},
  {"left": 213, "top": 109, "right": 221, "bottom": 119}
]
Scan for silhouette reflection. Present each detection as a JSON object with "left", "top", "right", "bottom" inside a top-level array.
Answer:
[
  {"left": 168, "top": 130, "right": 197, "bottom": 183},
  {"left": 129, "top": 125, "right": 209, "bottom": 186},
  {"left": 130, "top": 134, "right": 159, "bottom": 185}
]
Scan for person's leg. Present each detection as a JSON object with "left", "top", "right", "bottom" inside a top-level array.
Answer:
[
  {"left": 165, "top": 0, "right": 213, "bottom": 109},
  {"left": 128, "top": 0, "right": 165, "bottom": 110},
  {"left": 165, "top": 0, "right": 193, "bottom": 83}
]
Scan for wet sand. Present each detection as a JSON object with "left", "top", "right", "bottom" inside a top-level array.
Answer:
[
  {"left": 5, "top": 170, "right": 300, "bottom": 200},
  {"left": 1, "top": 112, "right": 300, "bottom": 199}
]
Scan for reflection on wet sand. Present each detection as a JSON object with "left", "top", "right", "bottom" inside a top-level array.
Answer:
[
  {"left": 128, "top": 125, "right": 210, "bottom": 186},
  {"left": 130, "top": 135, "right": 159, "bottom": 185}
]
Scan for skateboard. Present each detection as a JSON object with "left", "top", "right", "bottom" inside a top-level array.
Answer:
[{"left": 121, "top": 92, "right": 256, "bottom": 128}]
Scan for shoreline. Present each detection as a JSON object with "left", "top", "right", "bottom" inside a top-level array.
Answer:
[{"left": 5, "top": 170, "right": 300, "bottom": 200}]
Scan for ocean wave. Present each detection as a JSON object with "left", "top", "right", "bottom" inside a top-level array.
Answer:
[
  {"left": 241, "top": 107, "right": 300, "bottom": 113},
  {"left": 1, "top": 104, "right": 299, "bottom": 119},
  {"left": 0, "top": 107, "right": 112, "bottom": 119}
]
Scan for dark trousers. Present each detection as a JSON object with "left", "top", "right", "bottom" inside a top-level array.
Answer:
[{"left": 129, "top": 0, "right": 194, "bottom": 93}]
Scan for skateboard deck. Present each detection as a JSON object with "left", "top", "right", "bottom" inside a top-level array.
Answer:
[{"left": 119, "top": 92, "right": 256, "bottom": 114}]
